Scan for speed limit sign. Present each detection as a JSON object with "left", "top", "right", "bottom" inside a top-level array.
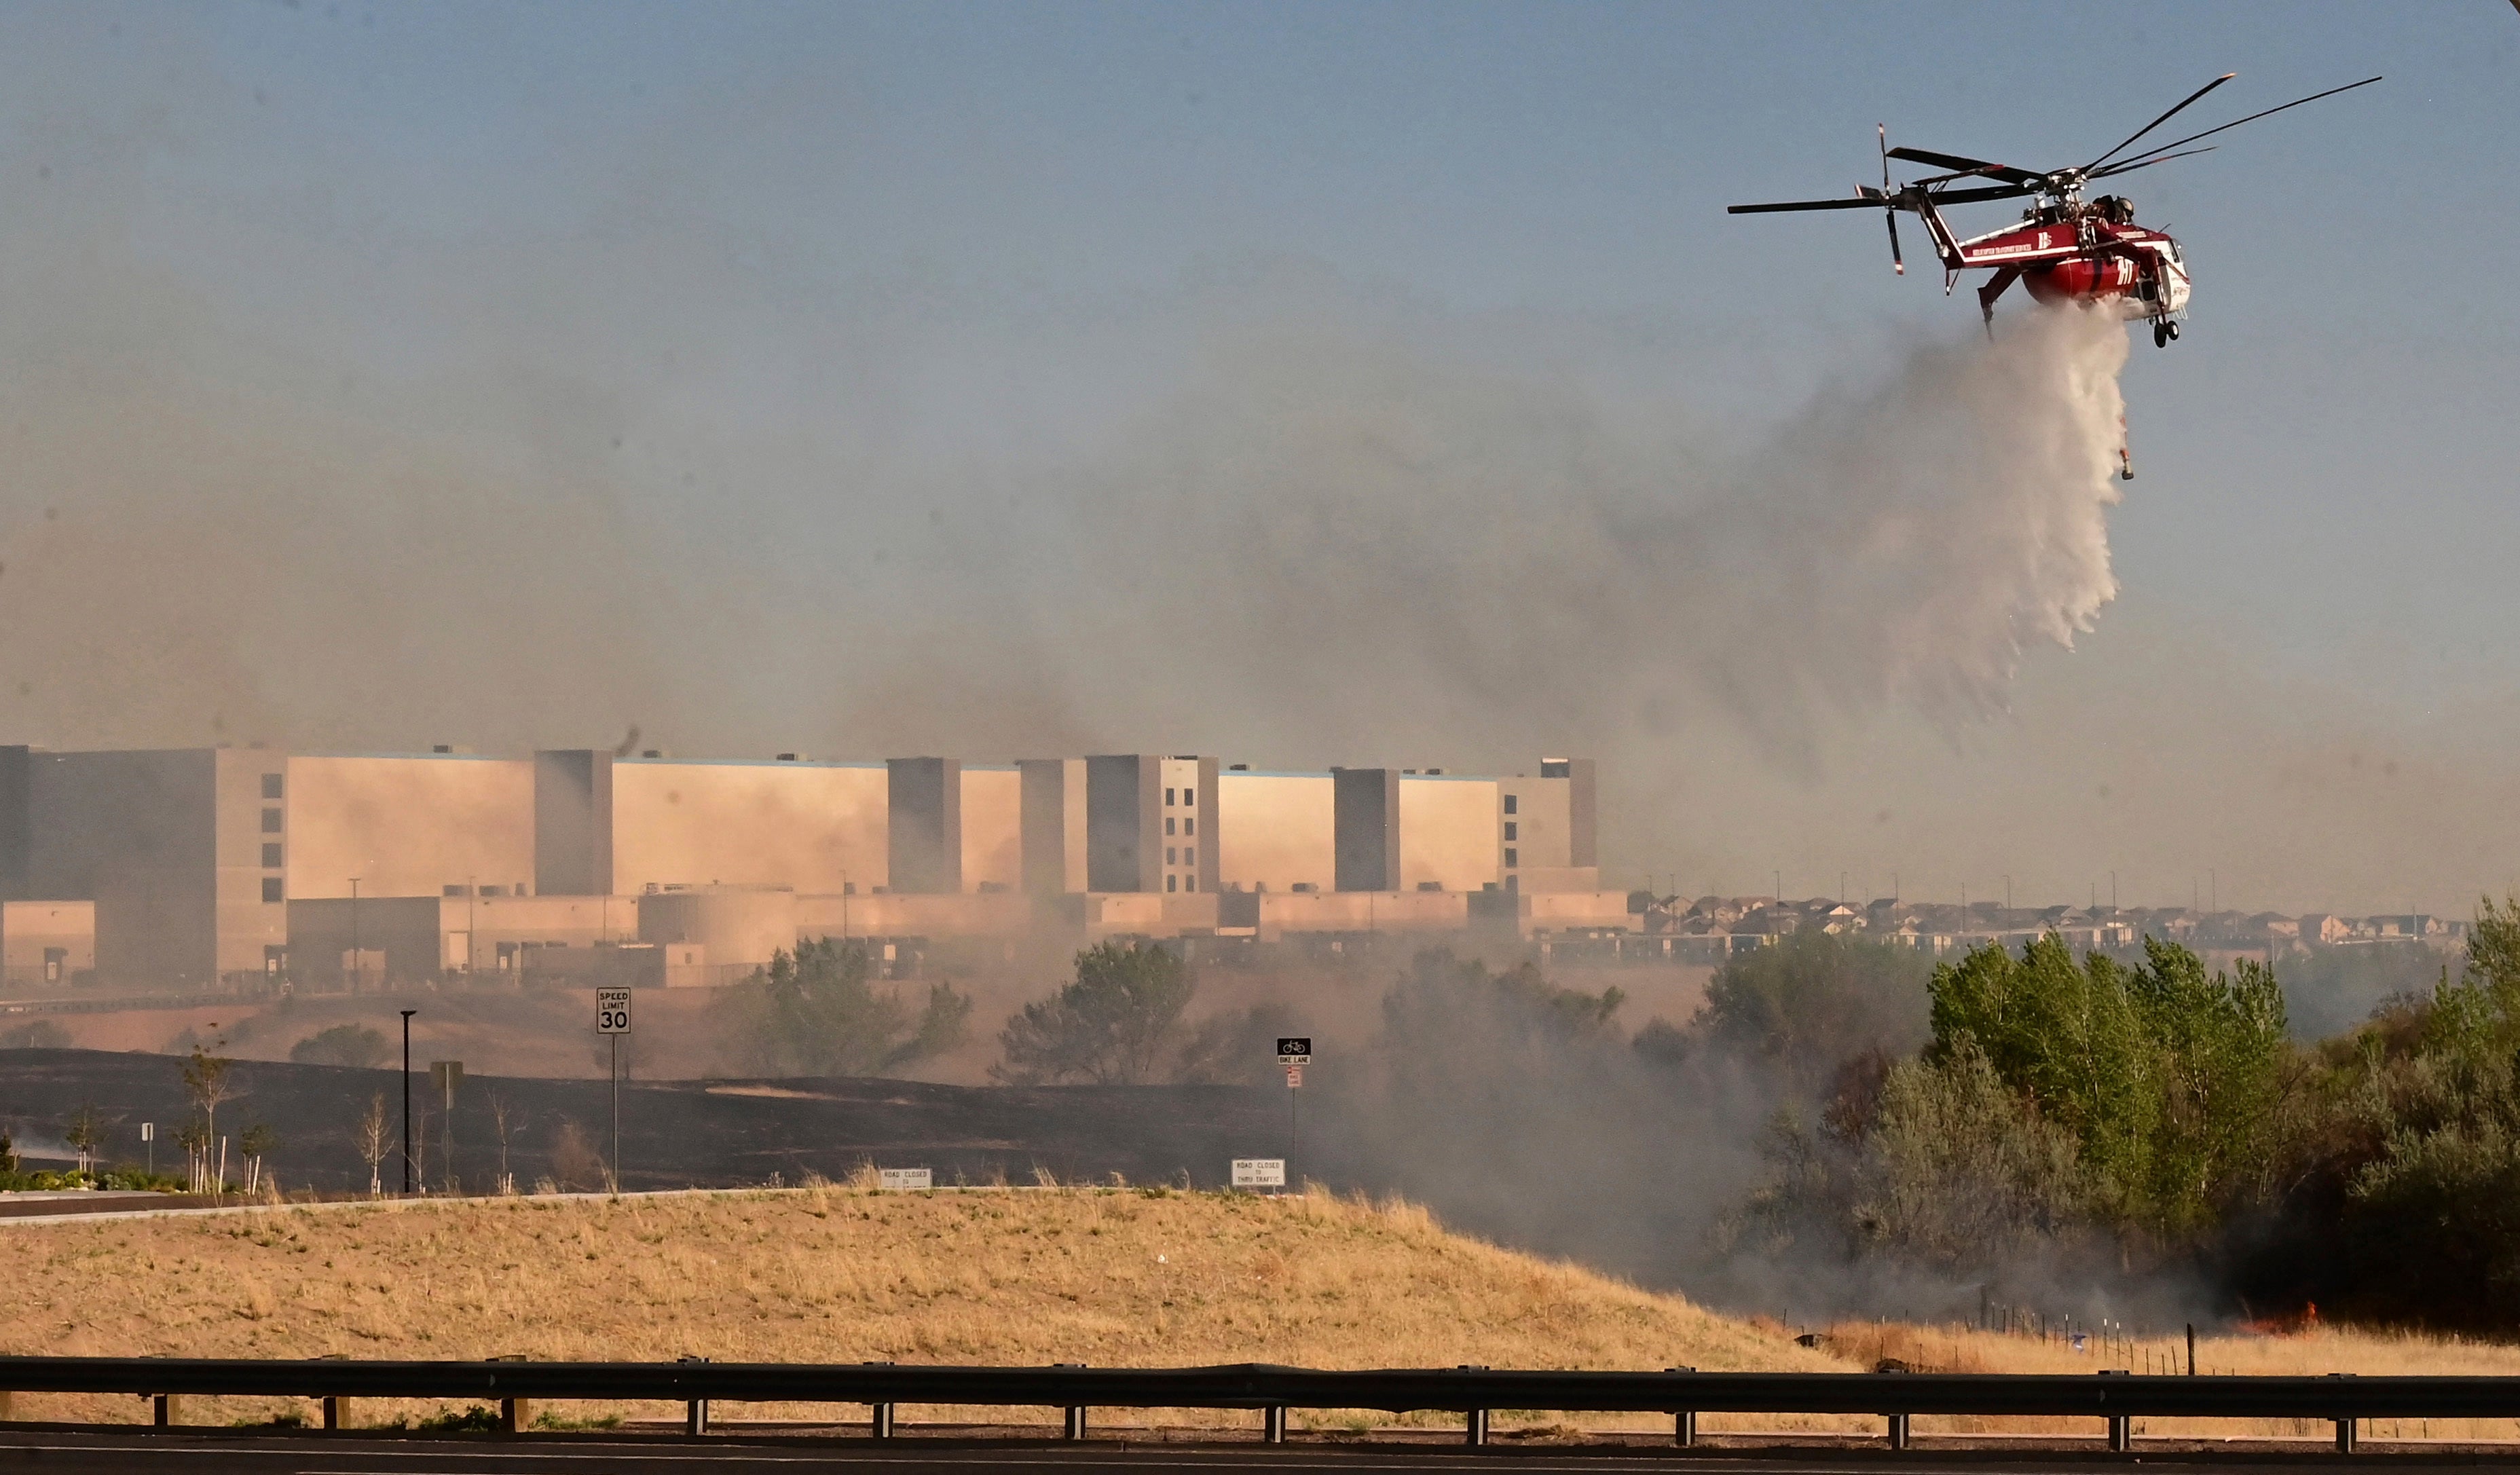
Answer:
[{"left": 596, "top": 987, "right": 632, "bottom": 1035}]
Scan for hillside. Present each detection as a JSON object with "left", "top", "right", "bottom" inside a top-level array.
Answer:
[{"left": 0, "top": 1185, "right": 1840, "bottom": 1430}]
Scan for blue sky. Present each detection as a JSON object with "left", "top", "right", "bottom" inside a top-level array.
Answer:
[{"left": 3, "top": 1, "right": 2516, "bottom": 910}]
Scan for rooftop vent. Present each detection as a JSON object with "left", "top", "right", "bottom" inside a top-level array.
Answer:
[
  {"left": 1229, "top": 763, "right": 1249, "bottom": 770},
  {"left": 776, "top": 753, "right": 800, "bottom": 762}
]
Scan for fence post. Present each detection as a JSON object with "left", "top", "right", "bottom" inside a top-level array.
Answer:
[
  {"left": 1667, "top": 1366, "right": 1697, "bottom": 1447},
  {"left": 0, "top": 1392, "right": 13, "bottom": 1425},
  {"left": 499, "top": 1398, "right": 533, "bottom": 1434},
  {"left": 864, "top": 1360, "right": 896, "bottom": 1439},
  {"left": 1263, "top": 1406, "right": 1287, "bottom": 1444},
  {"left": 322, "top": 1396, "right": 352, "bottom": 1430},
  {"left": 153, "top": 1394, "right": 185, "bottom": 1427},
  {"left": 2331, "top": 1373, "right": 2357, "bottom": 1453},
  {"left": 680, "top": 1355, "right": 709, "bottom": 1436},
  {"left": 1460, "top": 1365, "right": 1489, "bottom": 1446},
  {"left": 1057, "top": 1362, "right": 1087, "bottom": 1440},
  {"left": 1886, "top": 1413, "right": 1909, "bottom": 1451}
]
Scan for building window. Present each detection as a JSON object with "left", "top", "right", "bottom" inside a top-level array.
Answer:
[
  {"left": 1504, "top": 848, "right": 1519, "bottom": 868},
  {"left": 1503, "top": 821, "right": 1518, "bottom": 841},
  {"left": 261, "top": 843, "right": 282, "bottom": 868},
  {"left": 260, "top": 808, "right": 282, "bottom": 834},
  {"left": 260, "top": 877, "right": 283, "bottom": 903},
  {"left": 1182, "top": 787, "right": 1193, "bottom": 808},
  {"left": 1504, "top": 794, "right": 1518, "bottom": 815},
  {"left": 1185, "top": 874, "right": 1196, "bottom": 893},
  {"left": 1166, "top": 817, "right": 1176, "bottom": 836},
  {"left": 1166, "top": 846, "right": 1177, "bottom": 865},
  {"left": 1166, "top": 874, "right": 1178, "bottom": 893},
  {"left": 1183, "top": 817, "right": 1194, "bottom": 836},
  {"left": 261, "top": 772, "right": 283, "bottom": 800},
  {"left": 1185, "top": 845, "right": 1197, "bottom": 867},
  {"left": 1165, "top": 787, "right": 1176, "bottom": 806}
]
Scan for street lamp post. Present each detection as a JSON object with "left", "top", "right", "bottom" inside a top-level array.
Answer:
[{"left": 399, "top": 1009, "right": 417, "bottom": 1195}]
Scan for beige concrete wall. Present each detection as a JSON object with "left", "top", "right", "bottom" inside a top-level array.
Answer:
[
  {"left": 1397, "top": 775, "right": 1501, "bottom": 893},
  {"left": 961, "top": 766, "right": 1022, "bottom": 893},
  {"left": 794, "top": 889, "right": 1036, "bottom": 940},
  {"left": 1521, "top": 891, "right": 1635, "bottom": 933},
  {"left": 612, "top": 759, "right": 887, "bottom": 895},
  {"left": 1496, "top": 774, "right": 1573, "bottom": 886},
  {"left": 1216, "top": 772, "right": 1335, "bottom": 893},
  {"left": 291, "top": 892, "right": 641, "bottom": 984},
  {"left": 1257, "top": 889, "right": 1468, "bottom": 936},
  {"left": 2, "top": 899, "right": 94, "bottom": 984},
  {"left": 284, "top": 754, "right": 535, "bottom": 901},
  {"left": 637, "top": 886, "right": 797, "bottom": 968}
]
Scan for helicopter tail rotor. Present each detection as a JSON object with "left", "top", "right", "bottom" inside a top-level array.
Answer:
[{"left": 1878, "top": 125, "right": 1904, "bottom": 275}]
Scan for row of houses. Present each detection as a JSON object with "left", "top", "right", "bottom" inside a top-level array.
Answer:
[{"left": 1623, "top": 894, "right": 2468, "bottom": 961}]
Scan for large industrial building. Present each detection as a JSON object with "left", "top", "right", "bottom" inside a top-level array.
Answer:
[{"left": 0, "top": 745, "right": 1620, "bottom": 991}]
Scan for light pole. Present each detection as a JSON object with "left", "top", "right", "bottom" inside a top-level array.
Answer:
[
  {"left": 349, "top": 877, "right": 362, "bottom": 993},
  {"left": 399, "top": 1009, "right": 417, "bottom": 1195}
]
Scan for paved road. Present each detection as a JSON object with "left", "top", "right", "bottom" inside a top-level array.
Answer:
[{"left": 0, "top": 1430, "right": 2471, "bottom": 1474}]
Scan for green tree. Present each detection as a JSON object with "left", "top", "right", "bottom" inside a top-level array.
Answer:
[
  {"left": 1927, "top": 933, "right": 2287, "bottom": 1237},
  {"left": 993, "top": 941, "right": 1196, "bottom": 1085},
  {"left": 1696, "top": 930, "right": 1931, "bottom": 1090},
  {"left": 735, "top": 938, "right": 970, "bottom": 1077}
]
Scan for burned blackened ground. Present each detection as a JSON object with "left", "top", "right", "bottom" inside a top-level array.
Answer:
[{"left": 0, "top": 1049, "right": 1291, "bottom": 1194}]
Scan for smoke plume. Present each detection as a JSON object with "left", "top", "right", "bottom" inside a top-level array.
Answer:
[{"left": 990, "top": 300, "right": 2132, "bottom": 769}]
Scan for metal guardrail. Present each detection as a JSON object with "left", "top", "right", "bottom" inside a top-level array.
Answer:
[{"left": 5, "top": 1358, "right": 2518, "bottom": 1453}]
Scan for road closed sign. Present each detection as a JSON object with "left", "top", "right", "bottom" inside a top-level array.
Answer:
[
  {"left": 878, "top": 1168, "right": 933, "bottom": 1191},
  {"left": 1232, "top": 1158, "right": 1287, "bottom": 1189},
  {"left": 596, "top": 988, "right": 632, "bottom": 1035}
]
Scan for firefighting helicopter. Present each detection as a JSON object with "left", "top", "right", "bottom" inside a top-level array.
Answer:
[{"left": 1728, "top": 73, "right": 2379, "bottom": 350}]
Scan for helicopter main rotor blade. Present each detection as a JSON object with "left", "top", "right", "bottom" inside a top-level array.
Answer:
[
  {"left": 1885, "top": 147, "right": 2044, "bottom": 187},
  {"left": 1926, "top": 183, "right": 2039, "bottom": 204},
  {"left": 2083, "top": 73, "right": 2236, "bottom": 174},
  {"left": 2088, "top": 145, "right": 2218, "bottom": 182},
  {"left": 2104, "top": 75, "right": 2382, "bottom": 175},
  {"left": 1727, "top": 196, "right": 1883, "bottom": 214}
]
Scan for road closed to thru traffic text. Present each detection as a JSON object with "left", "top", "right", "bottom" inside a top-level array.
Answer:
[{"left": 1232, "top": 1158, "right": 1286, "bottom": 1189}]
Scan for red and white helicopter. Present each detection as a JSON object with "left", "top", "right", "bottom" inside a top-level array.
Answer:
[{"left": 1729, "top": 73, "right": 2379, "bottom": 350}]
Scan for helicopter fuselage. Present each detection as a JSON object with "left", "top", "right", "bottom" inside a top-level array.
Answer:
[
  {"left": 1954, "top": 214, "right": 2190, "bottom": 322},
  {"left": 1906, "top": 191, "right": 2191, "bottom": 333}
]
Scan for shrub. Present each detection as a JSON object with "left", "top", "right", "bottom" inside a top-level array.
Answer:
[
  {"left": 993, "top": 941, "right": 1196, "bottom": 1085},
  {"left": 0, "top": 1019, "right": 72, "bottom": 1049},
  {"left": 290, "top": 1023, "right": 390, "bottom": 1068},
  {"left": 729, "top": 938, "right": 969, "bottom": 1077}
]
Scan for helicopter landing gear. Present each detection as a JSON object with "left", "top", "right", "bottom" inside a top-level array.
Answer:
[{"left": 2151, "top": 319, "right": 2181, "bottom": 348}]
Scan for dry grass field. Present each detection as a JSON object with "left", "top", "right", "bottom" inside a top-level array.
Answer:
[
  {"left": 3, "top": 1184, "right": 2515, "bottom": 1444},
  {"left": 0, "top": 1182, "right": 1838, "bottom": 1432}
]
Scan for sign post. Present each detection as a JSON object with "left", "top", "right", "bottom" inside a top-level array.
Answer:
[
  {"left": 596, "top": 988, "right": 631, "bottom": 1188},
  {"left": 140, "top": 1121, "right": 153, "bottom": 1178},
  {"left": 429, "top": 1060, "right": 463, "bottom": 1193},
  {"left": 1276, "top": 1037, "right": 1310, "bottom": 1189}
]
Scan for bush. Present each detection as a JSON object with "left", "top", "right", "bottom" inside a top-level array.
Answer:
[
  {"left": 1696, "top": 931, "right": 1930, "bottom": 1091},
  {"left": 729, "top": 938, "right": 971, "bottom": 1078},
  {"left": 289, "top": 1023, "right": 390, "bottom": 1068},
  {"left": 1, "top": 1018, "right": 72, "bottom": 1049},
  {"left": 993, "top": 941, "right": 1196, "bottom": 1085}
]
